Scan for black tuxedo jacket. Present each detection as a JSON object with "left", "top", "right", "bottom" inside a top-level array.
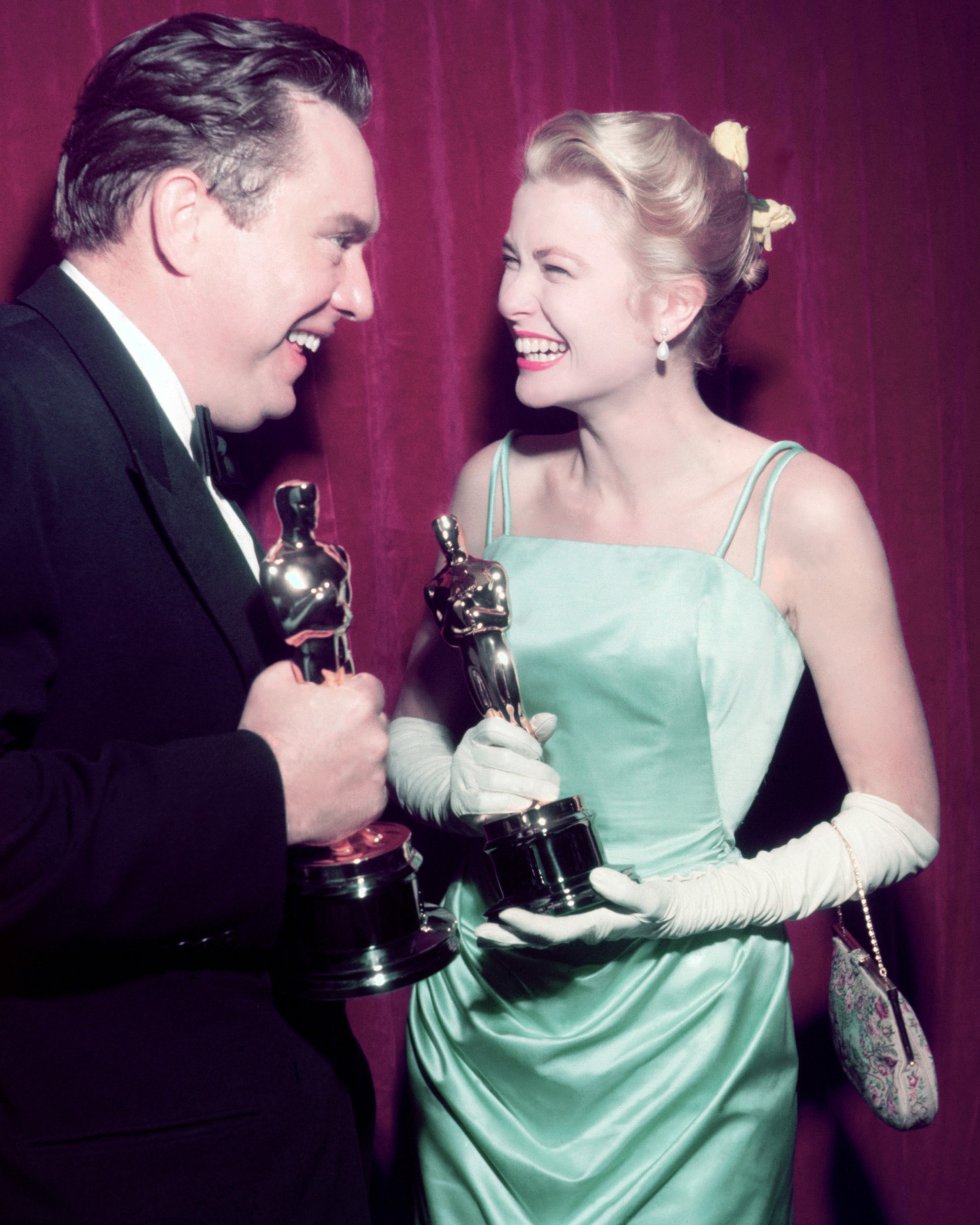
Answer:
[{"left": 0, "top": 269, "right": 371, "bottom": 1224}]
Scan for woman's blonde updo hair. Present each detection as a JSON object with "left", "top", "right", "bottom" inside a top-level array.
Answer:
[{"left": 522, "top": 110, "right": 770, "bottom": 369}]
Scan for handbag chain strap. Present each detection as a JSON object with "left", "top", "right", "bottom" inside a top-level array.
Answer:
[
  {"left": 830, "top": 819, "right": 889, "bottom": 980},
  {"left": 830, "top": 819, "right": 917, "bottom": 1065}
]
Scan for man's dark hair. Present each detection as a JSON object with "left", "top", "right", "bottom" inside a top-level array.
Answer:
[{"left": 53, "top": 11, "right": 372, "bottom": 251}]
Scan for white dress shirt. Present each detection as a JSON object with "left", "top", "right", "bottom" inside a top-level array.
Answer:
[{"left": 60, "top": 260, "right": 260, "bottom": 579}]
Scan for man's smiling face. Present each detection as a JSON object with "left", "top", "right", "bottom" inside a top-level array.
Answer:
[{"left": 186, "top": 96, "right": 378, "bottom": 431}]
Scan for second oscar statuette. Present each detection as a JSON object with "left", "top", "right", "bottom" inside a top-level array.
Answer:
[{"left": 426, "top": 513, "right": 610, "bottom": 919}]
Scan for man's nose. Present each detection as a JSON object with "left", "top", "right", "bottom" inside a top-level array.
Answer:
[{"left": 332, "top": 248, "right": 374, "bottom": 322}]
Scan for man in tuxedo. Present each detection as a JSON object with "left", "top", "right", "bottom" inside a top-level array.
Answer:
[{"left": 0, "top": 14, "right": 388, "bottom": 1224}]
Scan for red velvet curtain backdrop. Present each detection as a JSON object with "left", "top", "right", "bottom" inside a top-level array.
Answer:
[{"left": 2, "top": 2, "right": 975, "bottom": 1221}]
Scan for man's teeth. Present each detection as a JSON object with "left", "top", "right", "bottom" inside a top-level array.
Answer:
[
  {"left": 515, "top": 336, "right": 568, "bottom": 361},
  {"left": 288, "top": 329, "right": 321, "bottom": 354}
]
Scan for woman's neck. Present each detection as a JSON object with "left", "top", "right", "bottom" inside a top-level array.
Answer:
[
  {"left": 518, "top": 374, "right": 765, "bottom": 549},
  {"left": 570, "top": 381, "right": 729, "bottom": 499}
]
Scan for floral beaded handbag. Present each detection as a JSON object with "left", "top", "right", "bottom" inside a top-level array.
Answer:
[{"left": 827, "top": 821, "right": 938, "bottom": 1130}]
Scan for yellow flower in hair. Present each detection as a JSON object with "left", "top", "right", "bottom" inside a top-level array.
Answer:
[
  {"left": 751, "top": 199, "right": 797, "bottom": 251},
  {"left": 710, "top": 120, "right": 797, "bottom": 250},
  {"left": 709, "top": 121, "right": 749, "bottom": 172}
]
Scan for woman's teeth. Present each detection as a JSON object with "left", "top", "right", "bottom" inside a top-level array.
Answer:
[{"left": 515, "top": 336, "right": 567, "bottom": 362}]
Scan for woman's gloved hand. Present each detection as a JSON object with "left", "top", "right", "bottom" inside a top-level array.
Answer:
[
  {"left": 450, "top": 713, "right": 559, "bottom": 824},
  {"left": 475, "top": 792, "right": 938, "bottom": 947},
  {"left": 387, "top": 713, "right": 559, "bottom": 835}
]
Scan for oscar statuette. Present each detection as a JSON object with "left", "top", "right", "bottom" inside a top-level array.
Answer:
[
  {"left": 426, "top": 513, "right": 611, "bottom": 919},
  {"left": 261, "top": 482, "right": 458, "bottom": 999}
]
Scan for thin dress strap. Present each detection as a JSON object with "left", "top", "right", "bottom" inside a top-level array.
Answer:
[
  {"left": 485, "top": 429, "right": 517, "bottom": 549},
  {"left": 714, "top": 441, "right": 804, "bottom": 584}
]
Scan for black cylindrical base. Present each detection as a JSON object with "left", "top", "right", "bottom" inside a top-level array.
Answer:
[
  {"left": 284, "top": 822, "right": 459, "bottom": 999},
  {"left": 481, "top": 796, "right": 607, "bottom": 919}
]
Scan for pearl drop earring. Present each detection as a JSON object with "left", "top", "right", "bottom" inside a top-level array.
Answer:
[{"left": 656, "top": 328, "right": 670, "bottom": 364}]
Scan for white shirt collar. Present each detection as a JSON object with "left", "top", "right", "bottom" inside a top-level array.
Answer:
[
  {"left": 59, "top": 260, "right": 261, "bottom": 581},
  {"left": 60, "top": 259, "right": 196, "bottom": 456}
]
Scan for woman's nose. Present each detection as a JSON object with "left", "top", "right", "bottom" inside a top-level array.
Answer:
[{"left": 497, "top": 266, "right": 534, "bottom": 320}]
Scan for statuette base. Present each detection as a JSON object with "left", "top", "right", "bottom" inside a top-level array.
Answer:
[
  {"left": 480, "top": 795, "right": 609, "bottom": 920},
  {"left": 284, "top": 822, "right": 460, "bottom": 1000}
]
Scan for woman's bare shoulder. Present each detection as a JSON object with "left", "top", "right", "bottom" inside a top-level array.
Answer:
[{"left": 770, "top": 448, "right": 875, "bottom": 550}]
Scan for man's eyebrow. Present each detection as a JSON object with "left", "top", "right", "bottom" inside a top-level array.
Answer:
[{"left": 328, "top": 212, "right": 379, "bottom": 241}]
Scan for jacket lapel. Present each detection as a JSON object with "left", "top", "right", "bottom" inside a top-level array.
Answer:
[{"left": 18, "top": 268, "right": 278, "bottom": 683}]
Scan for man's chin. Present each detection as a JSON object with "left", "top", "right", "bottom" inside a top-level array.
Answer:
[
  {"left": 258, "top": 399, "right": 299, "bottom": 426},
  {"left": 211, "top": 395, "right": 297, "bottom": 433}
]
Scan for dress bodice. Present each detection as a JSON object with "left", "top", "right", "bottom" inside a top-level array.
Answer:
[{"left": 484, "top": 433, "right": 805, "bottom": 878}]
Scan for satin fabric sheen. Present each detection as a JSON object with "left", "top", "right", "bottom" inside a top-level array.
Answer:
[{"left": 408, "top": 438, "right": 805, "bottom": 1223}]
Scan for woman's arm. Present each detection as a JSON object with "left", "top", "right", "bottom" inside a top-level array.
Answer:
[{"left": 778, "top": 453, "right": 938, "bottom": 832}]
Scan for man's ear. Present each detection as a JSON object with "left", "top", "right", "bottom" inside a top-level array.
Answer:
[{"left": 148, "top": 169, "right": 210, "bottom": 276}]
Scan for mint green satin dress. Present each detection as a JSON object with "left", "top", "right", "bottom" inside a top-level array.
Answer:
[{"left": 408, "top": 434, "right": 806, "bottom": 1224}]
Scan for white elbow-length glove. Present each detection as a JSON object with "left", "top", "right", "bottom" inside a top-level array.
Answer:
[
  {"left": 387, "top": 713, "right": 560, "bottom": 835},
  {"left": 475, "top": 792, "right": 938, "bottom": 947}
]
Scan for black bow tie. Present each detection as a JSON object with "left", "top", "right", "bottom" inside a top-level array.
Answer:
[{"left": 190, "top": 404, "right": 237, "bottom": 497}]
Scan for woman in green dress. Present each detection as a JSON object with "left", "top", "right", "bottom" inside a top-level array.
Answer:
[{"left": 388, "top": 111, "right": 938, "bottom": 1224}]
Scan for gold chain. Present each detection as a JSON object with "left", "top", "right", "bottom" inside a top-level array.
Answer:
[{"left": 831, "top": 820, "right": 889, "bottom": 981}]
